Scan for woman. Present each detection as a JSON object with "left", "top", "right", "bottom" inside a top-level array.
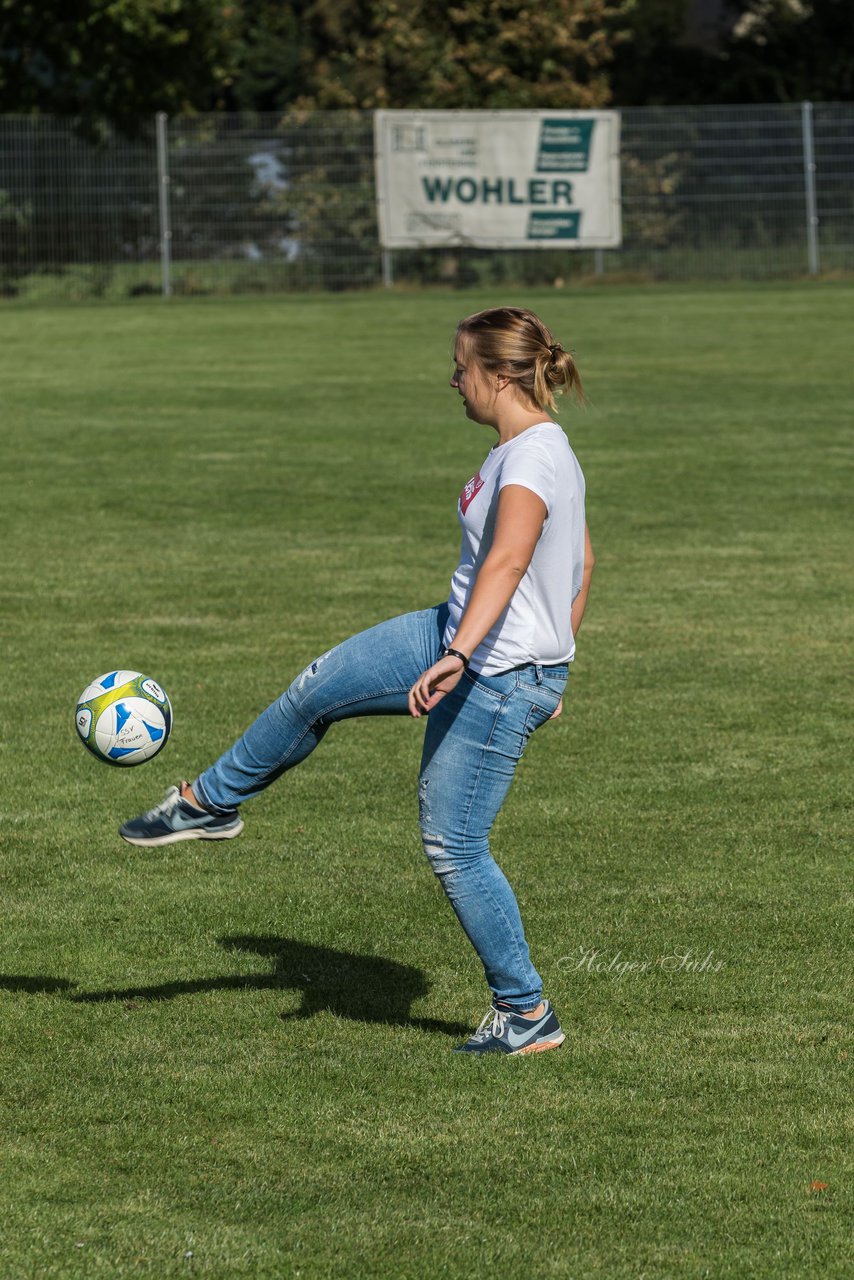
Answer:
[{"left": 120, "top": 306, "right": 595, "bottom": 1056}]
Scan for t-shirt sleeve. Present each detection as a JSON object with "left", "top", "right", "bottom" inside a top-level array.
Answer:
[{"left": 498, "top": 442, "right": 556, "bottom": 515}]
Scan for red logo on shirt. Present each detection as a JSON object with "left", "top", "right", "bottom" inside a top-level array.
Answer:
[{"left": 459, "top": 471, "right": 484, "bottom": 514}]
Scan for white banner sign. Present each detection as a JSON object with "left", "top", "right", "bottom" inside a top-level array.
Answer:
[{"left": 374, "top": 109, "right": 621, "bottom": 250}]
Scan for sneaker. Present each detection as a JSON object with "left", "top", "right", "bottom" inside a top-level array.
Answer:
[
  {"left": 119, "top": 784, "right": 244, "bottom": 847},
  {"left": 453, "top": 1000, "right": 565, "bottom": 1055}
]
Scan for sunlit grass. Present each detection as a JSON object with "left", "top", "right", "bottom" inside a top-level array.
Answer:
[{"left": 0, "top": 283, "right": 850, "bottom": 1278}]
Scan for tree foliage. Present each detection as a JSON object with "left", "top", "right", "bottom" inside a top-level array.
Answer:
[
  {"left": 286, "top": 0, "right": 632, "bottom": 111},
  {"left": 217, "top": 1, "right": 312, "bottom": 112},
  {"left": 0, "top": 0, "right": 850, "bottom": 130},
  {"left": 724, "top": 0, "right": 854, "bottom": 102},
  {"left": 1, "top": 0, "right": 633, "bottom": 128},
  {"left": 609, "top": 0, "right": 724, "bottom": 106},
  {"left": 609, "top": 0, "right": 854, "bottom": 105},
  {"left": 0, "top": 0, "right": 237, "bottom": 132}
]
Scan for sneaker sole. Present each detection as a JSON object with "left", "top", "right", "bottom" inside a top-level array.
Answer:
[
  {"left": 511, "top": 1033, "right": 566, "bottom": 1055},
  {"left": 119, "top": 820, "right": 244, "bottom": 848}
]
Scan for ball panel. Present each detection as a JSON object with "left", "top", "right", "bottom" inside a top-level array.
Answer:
[
  {"left": 78, "top": 670, "right": 143, "bottom": 704},
  {"left": 141, "top": 678, "right": 166, "bottom": 703},
  {"left": 101, "top": 669, "right": 141, "bottom": 690}
]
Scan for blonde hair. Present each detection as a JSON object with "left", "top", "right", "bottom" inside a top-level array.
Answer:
[{"left": 455, "top": 306, "right": 584, "bottom": 415}]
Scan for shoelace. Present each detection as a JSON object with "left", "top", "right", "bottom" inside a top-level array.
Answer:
[
  {"left": 143, "top": 785, "right": 182, "bottom": 821},
  {"left": 472, "top": 1006, "right": 510, "bottom": 1042}
]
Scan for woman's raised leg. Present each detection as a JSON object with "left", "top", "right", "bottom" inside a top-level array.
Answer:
[
  {"left": 193, "top": 604, "right": 449, "bottom": 812},
  {"left": 119, "top": 604, "right": 448, "bottom": 844}
]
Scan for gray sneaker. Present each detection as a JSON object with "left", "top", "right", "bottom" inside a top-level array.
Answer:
[
  {"left": 119, "top": 784, "right": 244, "bottom": 847},
  {"left": 453, "top": 1000, "right": 565, "bottom": 1055}
]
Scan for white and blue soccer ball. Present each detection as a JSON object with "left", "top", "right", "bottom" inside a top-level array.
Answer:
[{"left": 75, "top": 670, "right": 172, "bottom": 766}]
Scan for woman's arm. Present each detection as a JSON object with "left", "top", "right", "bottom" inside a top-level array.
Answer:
[
  {"left": 408, "top": 484, "right": 546, "bottom": 716},
  {"left": 571, "top": 523, "right": 595, "bottom": 638},
  {"left": 548, "top": 522, "right": 594, "bottom": 722},
  {"left": 450, "top": 484, "right": 546, "bottom": 660}
]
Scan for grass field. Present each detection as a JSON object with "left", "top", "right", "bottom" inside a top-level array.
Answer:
[{"left": 0, "top": 283, "right": 851, "bottom": 1278}]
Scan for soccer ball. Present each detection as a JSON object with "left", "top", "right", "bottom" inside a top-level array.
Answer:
[{"left": 75, "top": 670, "right": 172, "bottom": 766}]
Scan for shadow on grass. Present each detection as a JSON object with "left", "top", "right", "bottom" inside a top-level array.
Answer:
[
  {"left": 47, "top": 936, "right": 472, "bottom": 1038},
  {"left": 0, "top": 975, "right": 77, "bottom": 994}
]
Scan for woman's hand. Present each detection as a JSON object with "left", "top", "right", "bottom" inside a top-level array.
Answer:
[
  {"left": 408, "top": 654, "right": 466, "bottom": 717},
  {"left": 549, "top": 697, "right": 563, "bottom": 721}
]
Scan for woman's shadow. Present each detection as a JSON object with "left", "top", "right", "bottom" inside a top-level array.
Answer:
[{"left": 36, "top": 936, "right": 471, "bottom": 1038}]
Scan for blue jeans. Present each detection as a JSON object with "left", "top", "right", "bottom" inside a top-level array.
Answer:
[{"left": 194, "top": 604, "right": 568, "bottom": 1013}]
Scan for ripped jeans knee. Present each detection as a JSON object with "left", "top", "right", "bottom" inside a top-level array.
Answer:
[{"left": 420, "top": 831, "right": 452, "bottom": 878}]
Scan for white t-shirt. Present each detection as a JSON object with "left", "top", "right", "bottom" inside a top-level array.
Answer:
[{"left": 443, "top": 421, "right": 586, "bottom": 676}]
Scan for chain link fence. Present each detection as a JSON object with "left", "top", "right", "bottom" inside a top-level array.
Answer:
[{"left": 0, "top": 104, "right": 851, "bottom": 300}]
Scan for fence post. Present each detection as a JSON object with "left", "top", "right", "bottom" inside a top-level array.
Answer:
[
  {"left": 381, "top": 248, "right": 394, "bottom": 288},
  {"left": 156, "top": 112, "right": 173, "bottom": 297},
  {"left": 800, "top": 101, "right": 820, "bottom": 276}
]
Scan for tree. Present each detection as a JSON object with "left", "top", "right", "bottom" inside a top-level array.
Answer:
[
  {"left": 0, "top": 0, "right": 634, "bottom": 128},
  {"left": 288, "top": 0, "right": 633, "bottom": 111},
  {"left": 608, "top": 0, "right": 854, "bottom": 106},
  {"left": 721, "top": 0, "right": 854, "bottom": 101},
  {"left": 217, "top": 1, "right": 313, "bottom": 112},
  {"left": 608, "top": 0, "right": 727, "bottom": 106},
  {"left": 0, "top": 0, "right": 238, "bottom": 134}
]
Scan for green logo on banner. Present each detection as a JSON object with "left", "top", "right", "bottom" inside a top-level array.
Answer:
[
  {"left": 536, "top": 120, "right": 595, "bottom": 174},
  {"left": 528, "top": 212, "right": 582, "bottom": 240}
]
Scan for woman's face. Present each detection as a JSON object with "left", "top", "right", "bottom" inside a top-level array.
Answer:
[{"left": 450, "top": 340, "right": 496, "bottom": 426}]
